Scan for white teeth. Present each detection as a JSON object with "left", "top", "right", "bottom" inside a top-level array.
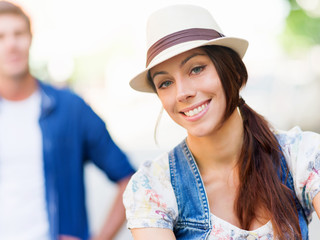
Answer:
[{"left": 184, "top": 103, "right": 208, "bottom": 117}]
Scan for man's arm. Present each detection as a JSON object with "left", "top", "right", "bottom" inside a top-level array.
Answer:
[
  {"left": 91, "top": 175, "right": 132, "bottom": 240},
  {"left": 79, "top": 100, "right": 135, "bottom": 239}
]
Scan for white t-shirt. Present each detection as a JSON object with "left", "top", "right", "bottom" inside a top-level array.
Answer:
[
  {"left": 124, "top": 127, "right": 320, "bottom": 239},
  {"left": 0, "top": 91, "right": 50, "bottom": 240}
]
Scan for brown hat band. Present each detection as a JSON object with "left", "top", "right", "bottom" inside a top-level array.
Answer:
[{"left": 146, "top": 28, "right": 224, "bottom": 66}]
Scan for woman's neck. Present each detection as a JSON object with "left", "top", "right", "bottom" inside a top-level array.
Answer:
[{"left": 187, "top": 108, "right": 244, "bottom": 171}]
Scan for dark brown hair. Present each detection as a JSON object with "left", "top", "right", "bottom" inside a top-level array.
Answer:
[
  {"left": 148, "top": 45, "right": 302, "bottom": 239},
  {"left": 202, "top": 45, "right": 301, "bottom": 239},
  {"left": 0, "top": 1, "right": 31, "bottom": 34}
]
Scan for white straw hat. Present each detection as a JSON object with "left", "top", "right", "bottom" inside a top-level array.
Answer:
[{"left": 129, "top": 4, "right": 249, "bottom": 93}]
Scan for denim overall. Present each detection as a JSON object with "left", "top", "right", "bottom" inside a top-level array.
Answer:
[{"left": 168, "top": 139, "right": 309, "bottom": 240}]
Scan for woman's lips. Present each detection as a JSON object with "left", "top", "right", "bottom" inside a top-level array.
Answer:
[{"left": 180, "top": 100, "right": 211, "bottom": 121}]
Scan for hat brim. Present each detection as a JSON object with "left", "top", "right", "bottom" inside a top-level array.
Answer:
[{"left": 129, "top": 37, "right": 249, "bottom": 93}]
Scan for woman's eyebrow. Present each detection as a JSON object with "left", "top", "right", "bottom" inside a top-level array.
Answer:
[
  {"left": 180, "top": 53, "right": 206, "bottom": 67},
  {"left": 152, "top": 53, "right": 205, "bottom": 79},
  {"left": 152, "top": 71, "right": 168, "bottom": 79}
]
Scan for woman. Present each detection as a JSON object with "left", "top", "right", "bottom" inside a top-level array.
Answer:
[{"left": 123, "top": 4, "right": 320, "bottom": 240}]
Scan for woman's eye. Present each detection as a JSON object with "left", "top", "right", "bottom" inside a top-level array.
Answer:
[
  {"left": 191, "top": 65, "right": 205, "bottom": 75},
  {"left": 158, "top": 80, "right": 172, "bottom": 89}
]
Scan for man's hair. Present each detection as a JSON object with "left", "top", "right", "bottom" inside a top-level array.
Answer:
[{"left": 0, "top": 1, "right": 31, "bottom": 34}]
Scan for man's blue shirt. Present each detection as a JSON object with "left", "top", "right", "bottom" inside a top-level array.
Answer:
[{"left": 38, "top": 80, "right": 135, "bottom": 239}]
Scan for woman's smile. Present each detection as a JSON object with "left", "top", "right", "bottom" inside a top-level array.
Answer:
[{"left": 180, "top": 99, "right": 211, "bottom": 121}]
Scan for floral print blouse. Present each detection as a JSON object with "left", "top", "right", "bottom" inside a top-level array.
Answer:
[{"left": 123, "top": 127, "right": 320, "bottom": 239}]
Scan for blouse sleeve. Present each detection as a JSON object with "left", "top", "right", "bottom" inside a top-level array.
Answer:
[
  {"left": 276, "top": 127, "right": 320, "bottom": 222},
  {"left": 123, "top": 153, "right": 178, "bottom": 230}
]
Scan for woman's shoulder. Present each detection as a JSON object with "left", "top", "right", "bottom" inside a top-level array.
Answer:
[
  {"left": 274, "top": 126, "right": 320, "bottom": 220},
  {"left": 273, "top": 126, "right": 320, "bottom": 170},
  {"left": 134, "top": 152, "right": 170, "bottom": 179},
  {"left": 274, "top": 126, "right": 320, "bottom": 149},
  {"left": 123, "top": 151, "right": 178, "bottom": 230},
  {"left": 125, "top": 151, "right": 172, "bottom": 196}
]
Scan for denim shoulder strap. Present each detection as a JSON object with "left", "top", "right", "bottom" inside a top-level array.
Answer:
[
  {"left": 280, "top": 152, "right": 309, "bottom": 240},
  {"left": 169, "top": 140, "right": 211, "bottom": 239}
]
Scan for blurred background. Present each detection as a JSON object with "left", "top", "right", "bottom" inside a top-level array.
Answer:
[{"left": 10, "top": 0, "right": 320, "bottom": 239}]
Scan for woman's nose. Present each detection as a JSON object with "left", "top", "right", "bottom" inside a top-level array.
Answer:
[{"left": 176, "top": 79, "right": 196, "bottom": 102}]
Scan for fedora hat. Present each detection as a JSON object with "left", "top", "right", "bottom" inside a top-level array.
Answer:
[{"left": 129, "top": 4, "right": 249, "bottom": 93}]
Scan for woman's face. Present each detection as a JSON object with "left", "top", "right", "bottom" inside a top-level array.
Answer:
[{"left": 150, "top": 48, "right": 227, "bottom": 138}]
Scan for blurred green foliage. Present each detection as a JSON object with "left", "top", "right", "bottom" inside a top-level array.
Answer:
[{"left": 281, "top": 0, "right": 320, "bottom": 54}]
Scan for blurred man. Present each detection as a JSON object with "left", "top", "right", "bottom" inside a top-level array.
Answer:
[{"left": 0, "top": 1, "right": 135, "bottom": 239}]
